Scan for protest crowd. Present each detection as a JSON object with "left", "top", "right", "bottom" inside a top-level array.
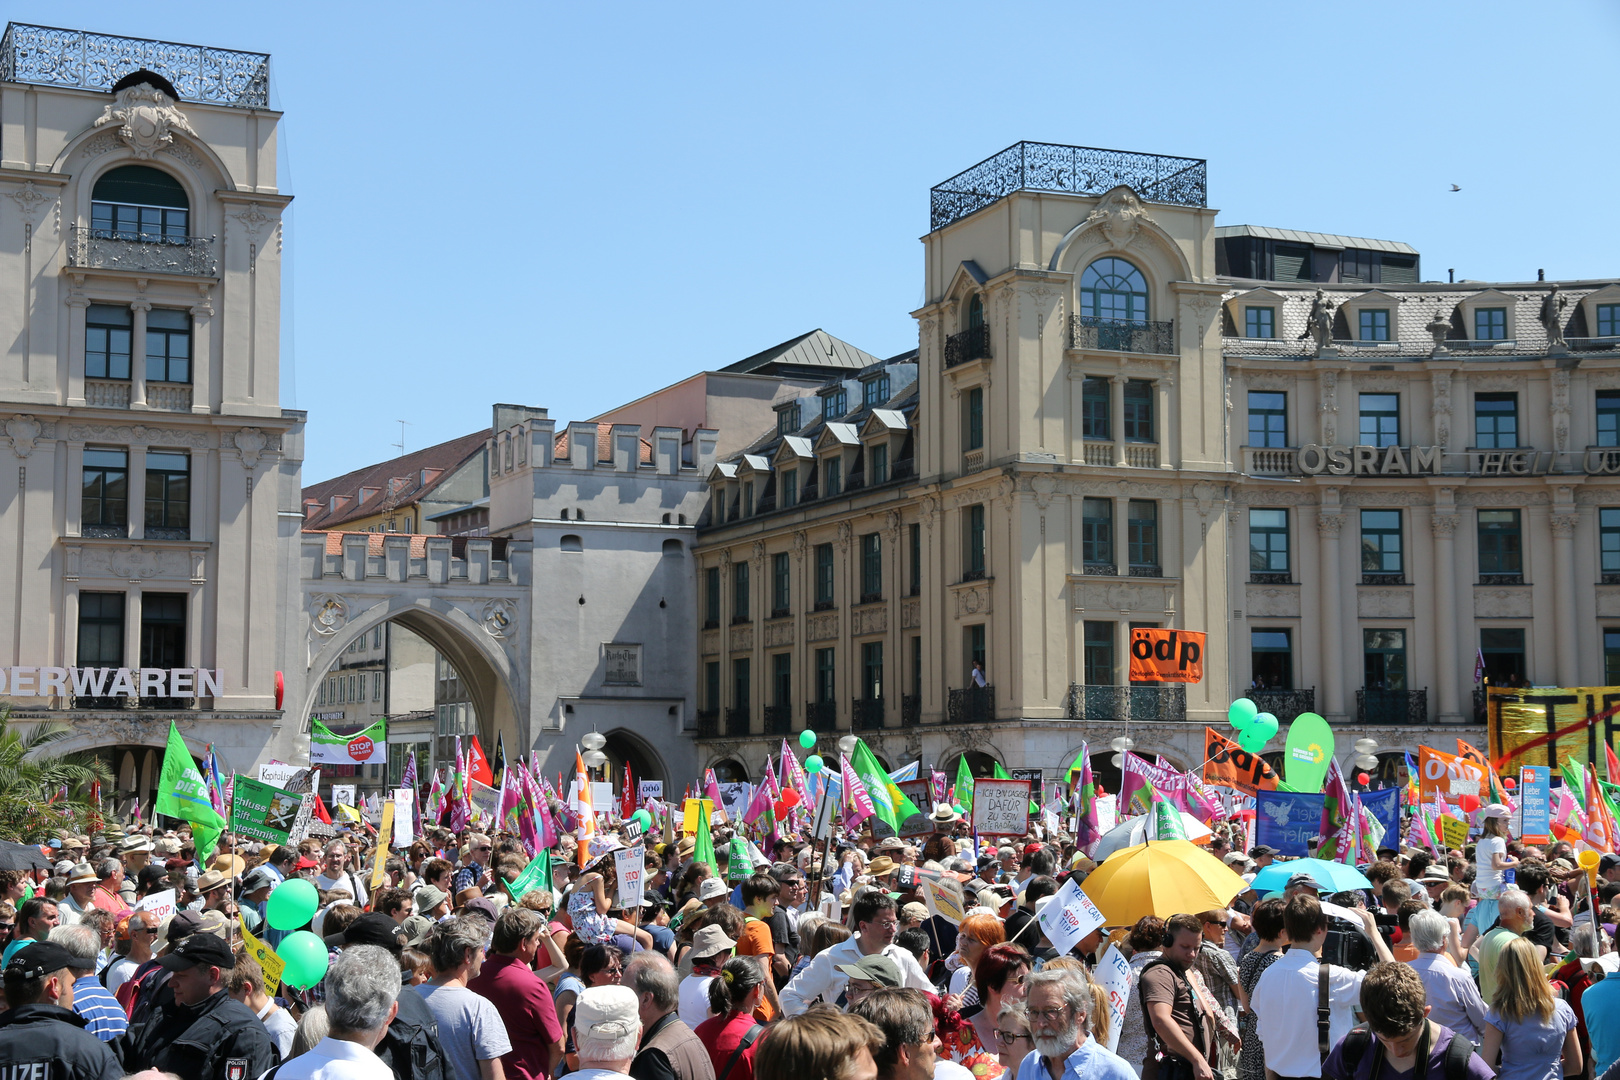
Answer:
[{"left": 4, "top": 720, "right": 1620, "bottom": 1080}]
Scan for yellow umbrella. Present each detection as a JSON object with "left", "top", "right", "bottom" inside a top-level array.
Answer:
[{"left": 1082, "top": 839, "right": 1249, "bottom": 926}]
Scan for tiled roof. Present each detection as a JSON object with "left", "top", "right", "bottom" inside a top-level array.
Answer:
[{"left": 302, "top": 431, "right": 488, "bottom": 530}]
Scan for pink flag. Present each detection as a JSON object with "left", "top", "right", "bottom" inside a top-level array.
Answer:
[
  {"left": 743, "top": 759, "right": 777, "bottom": 826},
  {"left": 450, "top": 737, "right": 471, "bottom": 832},
  {"left": 704, "top": 768, "right": 728, "bottom": 825},
  {"left": 840, "top": 754, "right": 875, "bottom": 827}
]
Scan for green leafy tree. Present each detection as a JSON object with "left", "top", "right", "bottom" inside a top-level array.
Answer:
[{"left": 0, "top": 708, "right": 115, "bottom": 842}]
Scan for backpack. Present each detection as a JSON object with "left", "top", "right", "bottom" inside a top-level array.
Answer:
[{"left": 1339, "top": 1027, "right": 1476, "bottom": 1080}]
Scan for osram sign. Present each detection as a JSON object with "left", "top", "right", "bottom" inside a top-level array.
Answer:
[{"left": 0, "top": 667, "right": 224, "bottom": 698}]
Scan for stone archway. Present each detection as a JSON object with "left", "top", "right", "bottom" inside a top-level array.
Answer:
[{"left": 602, "top": 728, "right": 666, "bottom": 786}]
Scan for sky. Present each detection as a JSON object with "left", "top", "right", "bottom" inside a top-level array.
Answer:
[{"left": 48, "top": 1, "right": 1620, "bottom": 483}]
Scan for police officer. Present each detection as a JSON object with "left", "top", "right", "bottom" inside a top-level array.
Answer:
[
  {"left": 0, "top": 941, "right": 121, "bottom": 1080},
  {"left": 116, "top": 933, "right": 278, "bottom": 1080}
]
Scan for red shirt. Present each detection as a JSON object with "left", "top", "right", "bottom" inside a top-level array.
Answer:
[
  {"left": 468, "top": 953, "right": 564, "bottom": 1080},
  {"left": 695, "top": 1010, "right": 759, "bottom": 1080}
]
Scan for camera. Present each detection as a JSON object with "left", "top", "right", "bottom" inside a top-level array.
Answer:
[{"left": 1320, "top": 913, "right": 1379, "bottom": 971}]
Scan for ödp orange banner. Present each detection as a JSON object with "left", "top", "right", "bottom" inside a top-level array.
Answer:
[
  {"left": 1203, "top": 728, "right": 1279, "bottom": 794},
  {"left": 1417, "top": 745, "right": 1484, "bottom": 803},
  {"left": 1128, "top": 629, "right": 1206, "bottom": 684}
]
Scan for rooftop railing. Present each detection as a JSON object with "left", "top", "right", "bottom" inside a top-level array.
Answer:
[{"left": 1, "top": 23, "right": 270, "bottom": 108}]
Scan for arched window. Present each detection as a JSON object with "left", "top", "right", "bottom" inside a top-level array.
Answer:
[
  {"left": 91, "top": 165, "right": 189, "bottom": 242},
  {"left": 662, "top": 538, "right": 683, "bottom": 556},
  {"left": 560, "top": 534, "right": 583, "bottom": 552},
  {"left": 1080, "top": 257, "right": 1149, "bottom": 322},
  {"left": 967, "top": 293, "right": 984, "bottom": 332}
]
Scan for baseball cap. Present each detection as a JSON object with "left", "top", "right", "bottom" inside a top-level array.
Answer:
[
  {"left": 1249, "top": 846, "right": 1278, "bottom": 858},
  {"left": 3, "top": 942, "right": 77, "bottom": 981},
  {"left": 900, "top": 901, "right": 929, "bottom": 922},
  {"left": 163, "top": 909, "right": 207, "bottom": 943},
  {"left": 835, "top": 954, "right": 904, "bottom": 988},
  {"left": 333, "top": 912, "right": 406, "bottom": 953},
  {"left": 1287, "top": 872, "right": 1321, "bottom": 892},
  {"left": 156, "top": 932, "right": 234, "bottom": 971},
  {"left": 1478, "top": 804, "right": 1510, "bottom": 820}
]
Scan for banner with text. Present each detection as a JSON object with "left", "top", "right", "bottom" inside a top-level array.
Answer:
[
  {"left": 229, "top": 774, "right": 298, "bottom": 845},
  {"left": 309, "top": 717, "right": 387, "bottom": 766},
  {"left": 1254, "top": 790, "right": 1326, "bottom": 857},
  {"left": 1487, "top": 685, "right": 1620, "bottom": 776}
]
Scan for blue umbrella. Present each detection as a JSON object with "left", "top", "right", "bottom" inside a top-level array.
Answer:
[{"left": 1248, "top": 858, "right": 1371, "bottom": 895}]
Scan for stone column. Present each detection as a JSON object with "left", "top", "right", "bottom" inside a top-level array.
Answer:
[
  {"left": 1114, "top": 496, "right": 1130, "bottom": 575},
  {"left": 189, "top": 300, "right": 213, "bottom": 414},
  {"left": 1318, "top": 510, "right": 1345, "bottom": 718},
  {"left": 124, "top": 587, "right": 143, "bottom": 671},
  {"left": 1431, "top": 512, "right": 1460, "bottom": 721},
  {"left": 126, "top": 446, "right": 146, "bottom": 541},
  {"left": 65, "top": 295, "right": 89, "bottom": 407},
  {"left": 130, "top": 300, "right": 150, "bottom": 409},
  {"left": 1110, "top": 375, "right": 1127, "bottom": 467},
  {"left": 1551, "top": 512, "right": 1581, "bottom": 688}
]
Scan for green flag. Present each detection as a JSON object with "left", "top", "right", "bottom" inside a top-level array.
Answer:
[
  {"left": 503, "top": 851, "right": 553, "bottom": 903},
  {"left": 993, "top": 760, "right": 1010, "bottom": 779},
  {"left": 1145, "top": 783, "right": 1187, "bottom": 841},
  {"left": 955, "top": 756, "right": 975, "bottom": 812},
  {"left": 229, "top": 774, "right": 296, "bottom": 845},
  {"left": 692, "top": 800, "right": 717, "bottom": 875},
  {"left": 1562, "top": 760, "right": 1585, "bottom": 801},
  {"left": 850, "top": 739, "right": 926, "bottom": 834},
  {"left": 155, "top": 721, "right": 224, "bottom": 861}
]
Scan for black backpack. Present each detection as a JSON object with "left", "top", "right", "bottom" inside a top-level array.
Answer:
[
  {"left": 1338, "top": 1027, "right": 1477, "bottom": 1080},
  {"left": 376, "top": 985, "right": 447, "bottom": 1080}
]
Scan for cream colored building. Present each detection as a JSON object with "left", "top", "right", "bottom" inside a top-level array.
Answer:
[{"left": 0, "top": 24, "right": 304, "bottom": 798}]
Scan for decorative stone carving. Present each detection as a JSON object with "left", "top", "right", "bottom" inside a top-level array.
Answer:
[
  {"left": 234, "top": 428, "right": 268, "bottom": 470},
  {"left": 763, "top": 619, "right": 794, "bottom": 648},
  {"left": 1358, "top": 586, "right": 1414, "bottom": 619},
  {"left": 1183, "top": 291, "right": 1222, "bottom": 338},
  {"left": 1230, "top": 488, "right": 1318, "bottom": 507},
  {"left": 1317, "top": 512, "right": 1344, "bottom": 539},
  {"left": 1318, "top": 370, "right": 1338, "bottom": 444},
  {"left": 4, "top": 415, "right": 42, "bottom": 457},
  {"left": 1086, "top": 187, "right": 1149, "bottom": 248},
  {"left": 1353, "top": 374, "right": 1403, "bottom": 393},
  {"left": 1431, "top": 514, "right": 1460, "bottom": 539},
  {"left": 1425, "top": 309, "right": 1452, "bottom": 355},
  {"left": 309, "top": 594, "right": 348, "bottom": 635},
  {"left": 806, "top": 613, "right": 839, "bottom": 643},
  {"left": 950, "top": 725, "right": 991, "bottom": 749},
  {"left": 852, "top": 605, "right": 888, "bottom": 635},
  {"left": 74, "top": 131, "right": 123, "bottom": 162},
  {"left": 7, "top": 182, "right": 53, "bottom": 228},
  {"left": 162, "top": 141, "right": 205, "bottom": 172},
  {"left": 1074, "top": 579, "right": 1177, "bottom": 614},
  {"left": 952, "top": 583, "right": 990, "bottom": 617},
  {"left": 1551, "top": 369, "right": 1571, "bottom": 452},
  {"left": 718, "top": 549, "right": 732, "bottom": 570},
  {"left": 1470, "top": 373, "right": 1524, "bottom": 393},
  {"left": 1550, "top": 513, "right": 1579, "bottom": 538},
  {"left": 232, "top": 203, "right": 273, "bottom": 242},
  {"left": 77, "top": 544, "right": 190, "bottom": 581},
  {"left": 1431, "top": 371, "right": 1452, "bottom": 447},
  {"left": 793, "top": 532, "right": 807, "bottom": 563},
  {"left": 835, "top": 521, "right": 852, "bottom": 553},
  {"left": 920, "top": 495, "right": 939, "bottom": 531},
  {"left": 1475, "top": 587, "right": 1532, "bottom": 619},
  {"left": 730, "top": 626, "right": 754, "bottom": 652},
  {"left": 751, "top": 540, "right": 766, "bottom": 565},
  {"left": 1246, "top": 586, "right": 1301, "bottom": 618},
  {"left": 95, "top": 83, "right": 200, "bottom": 159},
  {"left": 1306, "top": 290, "right": 1335, "bottom": 356},
  {"left": 1031, "top": 474, "right": 1056, "bottom": 511},
  {"left": 66, "top": 424, "right": 209, "bottom": 448},
  {"left": 1191, "top": 481, "right": 1218, "bottom": 521},
  {"left": 884, "top": 509, "right": 902, "bottom": 542},
  {"left": 481, "top": 598, "right": 514, "bottom": 637},
  {"left": 1460, "top": 489, "right": 1548, "bottom": 507},
  {"left": 700, "top": 629, "right": 720, "bottom": 656},
  {"left": 901, "top": 599, "right": 920, "bottom": 630},
  {"left": 1339, "top": 490, "right": 1433, "bottom": 508},
  {"left": 1541, "top": 286, "right": 1568, "bottom": 350}
]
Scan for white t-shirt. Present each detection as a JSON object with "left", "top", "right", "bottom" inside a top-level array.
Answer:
[
  {"left": 1474, "top": 836, "right": 1506, "bottom": 898},
  {"left": 317, "top": 870, "right": 369, "bottom": 908},
  {"left": 678, "top": 973, "right": 715, "bottom": 1028},
  {"left": 104, "top": 956, "right": 140, "bottom": 997}
]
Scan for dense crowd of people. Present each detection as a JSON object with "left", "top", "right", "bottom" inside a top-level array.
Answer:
[{"left": 2, "top": 800, "right": 1620, "bottom": 1080}]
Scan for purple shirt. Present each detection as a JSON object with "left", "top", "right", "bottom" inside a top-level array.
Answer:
[{"left": 1322, "top": 1025, "right": 1496, "bottom": 1080}]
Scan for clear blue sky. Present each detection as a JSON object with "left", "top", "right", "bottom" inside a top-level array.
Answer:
[{"left": 51, "top": 1, "right": 1620, "bottom": 482}]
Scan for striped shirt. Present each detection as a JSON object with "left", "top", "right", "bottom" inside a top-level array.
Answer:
[{"left": 73, "top": 975, "right": 128, "bottom": 1041}]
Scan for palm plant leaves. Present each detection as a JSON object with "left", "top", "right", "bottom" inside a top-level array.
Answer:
[{"left": 0, "top": 707, "right": 115, "bottom": 842}]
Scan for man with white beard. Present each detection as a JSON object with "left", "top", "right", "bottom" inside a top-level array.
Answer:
[{"left": 1016, "top": 969, "right": 1136, "bottom": 1080}]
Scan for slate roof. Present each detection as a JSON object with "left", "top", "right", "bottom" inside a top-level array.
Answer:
[
  {"left": 719, "top": 329, "right": 885, "bottom": 377},
  {"left": 1215, "top": 225, "right": 1417, "bottom": 255},
  {"left": 302, "top": 431, "right": 488, "bottom": 530}
]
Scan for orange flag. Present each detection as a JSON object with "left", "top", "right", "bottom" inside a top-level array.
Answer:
[{"left": 575, "top": 750, "right": 596, "bottom": 867}]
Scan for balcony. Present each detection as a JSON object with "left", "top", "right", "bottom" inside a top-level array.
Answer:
[
  {"left": 806, "top": 700, "right": 837, "bottom": 733},
  {"left": 1129, "top": 564, "right": 1162, "bottom": 578},
  {"left": 1064, "top": 683, "right": 1187, "bottom": 722},
  {"left": 1479, "top": 573, "right": 1523, "bottom": 586},
  {"left": 963, "top": 448, "right": 985, "bottom": 473},
  {"left": 893, "top": 458, "right": 916, "bottom": 481},
  {"left": 1083, "top": 562, "right": 1117, "bottom": 576},
  {"left": 1124, "top": 443, "right": 1159, "bottom": 468},
  {"left": 763, "top": 703, "right": 792, "bottom": 736},
  {"left": 944, "top": 325, "right": 991, "bottom": 369},
  {"left": 724, "top": 707, "right": 751, "bottom": 737},
  {"left": 1, "top": 23, "right": 271, "bottom": 107},
  {"left": 1356, "top": 688, "right": 1428, "bottom": 725},
  {"left": 1082, "top": 442, "right": 1113, "bottom": 466},
  {"left": 947, "top": 684, "right": 995, "bottom": 724},
  {"left": 1242, "top": 446, "right": 1300, "bottom": 477},
  {"left": 69, "top": 227, "right": 216, "bottom": 277},
  {"left": 853, "top": 698, "right": 885, "bottom": 732},
  {"left": 929, "top": 141, "right": 1207, "bottom": 232},
  {"left": 84, "top": 378, "right": 131, "bottom": 409},
  {"left": 1361, "top": 573, "right": 1406, "bottom": 586},
  {"left": 147, "top": 382, "right": 193, "bottom": 412},
  {"left": 1249, "top": 572, "right": 1291, "bottom": 585},
  {"left": 1071, "top": 316, "right": 1175, "bottom": 355},
  {"left": 961, "top": 567, "right": 986, "bottom": 583},
  {"left": 1248, "top": 688, "right": 1315, "bottom": 725},
  {"left": 900, "top": 693, "right": 921, "bottom": 727},
  {"left": 696, "top": 709, "right": 719, "bottom": 739}
]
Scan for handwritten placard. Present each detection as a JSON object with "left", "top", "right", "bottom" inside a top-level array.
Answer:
[
  {"left": 1038, "top": 877, "right": 1106, "bottom": 955},
  {"left": 614, "top": 845, "right": 645, "bottom": 909},
  {"left": 971, "top": 778, "right": 1031, "bottom": 836},
  {"left": 1095, "top": 944, "right": 1132, "bottom": 1054}
]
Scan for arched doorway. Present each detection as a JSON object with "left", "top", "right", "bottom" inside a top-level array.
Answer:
[
  {"left": 602, "top": 729, "right": 664, "bottom": 786},
  {"left": 710, "top": 758, "right": 748, "bottom": 783}
]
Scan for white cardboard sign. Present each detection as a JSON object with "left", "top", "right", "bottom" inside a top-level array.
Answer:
[
  {"left": 1037, "top": 877, "right": 1106, "bottom": 955},
  {"left": 136, "top": 888, "right": 176, "bottom": 925},
  {"left": 1095, "top": 944, "right": 1132, "bottom": 1054},
  {"left": 614, "top": 845, "right": 645, "bottom": 908},
  {"left": 970, "top": 778, "right": 1031, "bottom": 837}
]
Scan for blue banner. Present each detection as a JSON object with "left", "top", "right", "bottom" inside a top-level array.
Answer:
[
  {"left": 1518, "top": 766, "right": 1551, "bottom": 840},
  {"left": 1256, "top": 790, "right": 1326, "bottom": 858},
  {"left": 1360, "top": 787, "right": 1400, "bottom": 847}
]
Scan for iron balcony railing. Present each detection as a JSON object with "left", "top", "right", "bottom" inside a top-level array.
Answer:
[
  {"left": 763, "top": 703, "right": 792, "bottom": 736},
  {"left": 1248, "top": 688, "right": 1316, "bottom": 725},
  {"left": 1249, "top": 572, "right": 1291, "bottom": 585},
  {"left": 806, "top": 700, "right": 837, "bottom": 733},
  {"left": 947, "top": 685, "right": 995, "bottom": 724},
  {"left": 929, "top": 141, "right": 1208, "bottom": 231},
  {"left": 944, "top": 325, "right": 991, "bottom": 368},
  {"left": 853, "top": 698, "right": 885, "bottom": 732},
  {"left": 69, "top": 227, "right": 216, "bottom": 277},
  {"left": 1479, "top": 573, "right": 1524, "bottom": 586},
  {"left": 695, "top": 709, "right": 719, "bottom": 739},
  {"left": 900, "top": 694, "right": 921, "bottom": 727},
  {"left": 1071, "top": 315, "right": 1175, "bottom": 355},
  {"left": 1356, "top": 688, "right": 1428, "bottom": 725},
  {"left": 1, "top": 23, "right": 271, "bottom": 107},
  {"left": 724, "top": 707, "right": 750, "bottom": 738},
  {"left": 1064, "top": 684, "right": 1187, "bottom": 722}
]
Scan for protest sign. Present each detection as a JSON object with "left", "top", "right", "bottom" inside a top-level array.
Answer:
[
  {"left": 1008, "top": 768, "right": 1043, "bottom": 786},
  {"left": 393, "top": 787, "right": 415, "bottom": 848},
  {"left": 717, "top": 782, "right": 751, "bottom": 825},
  {"left": 467, "top": 778, "right": 500, "bottom": 827},
  {"left": 136, "top": 889, "right": 175, "bottom": 924},
  {"left": 1095, "top": 945, "right": 1132, "bottom": 1054},
  {"left": 259, "top": 763, "right": 313, "bottom": 791},
  {"left": 371, "top": 800, "right": 395, "bottom": 891},
  {"left": 682, "top": 799, "right": 714, "bottom": 834},
  {"left": 1203, "top": 728, "right": 1279, "bottom": 794},
  {"left": 1128, "top": 628, "right": 1205, "bottom": 683},
  {"left": 331, "top": 784, "right": 357, "bottom": 808},
  {"left": 1419, "top": 746, "right": 1483, "bottom": 802},
  {"left": 897, "top": 780, "right": 930, "bottom": 813},
  {"left": 310, "top": 717, "right": 387, "bottom": 766},
  {"left": 637, "top": 780, "right": 663, "bottom": 805},
  {"left": 919, "top": 876, "right": 967, "bottom": 925},
  {"left": 240, "top": 920, "right": 286, "bottom": 990},
  {"left": 1437, "top": 813, "right": 1469, "bottom": 850},
  {"left": 811, "top": 785, "right": 834, "bottom": 840},
  {"left": 971, "top": 778, "right": 1031, "bottom": 836},
  {"left": 229, "top": 774, "right": 298, "bottom": 845},
  {"left": 1037, "top": 878, "right": 1106, "bottom": 955},
  {"left": 592, "top": 782, "right": 616, "bottom": 818},
  {"left": 1255, "top": 791, "right": 1325, "bottom": 857},
  {"left": 1518, "top": 766, "right": 1551, "bottom": 843},
  {"left": 1359, "top": 787, "right": 1400, "bottom": 846},
  {"left": 614, "top": 845, "right": 645, "bottom": 908}
]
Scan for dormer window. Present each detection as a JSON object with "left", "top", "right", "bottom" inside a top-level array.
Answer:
[
  {"left": 743, "top": 482, "right": 754, "bottom": 517},
  {"left": 822, "top": 389, "right": 847, "bottom": 420},
  {"left": 1600, "top": 304, "right": 1620, "bottom": 338},
  {"left": 1475, "top": 308, "right": 1507, "bottom": 341},
  {"left": 91, "top": 165, "right": 189, "bottom": 241},
  {"left": 869, "top": 443, "right": 889, "bottom": 485},
  {"left": 777, "top": 401, "right": 801, "bottom": 434},
  {"left": 1358, "top": 309, "right": 1390, "bottom": 342},
  {"left": 863, "top": 374, "right": 890, "bottom": 408},
  {"left": 1245, "top": 307, "right": 1275, "bottom": 339},
  {"left": 824, "top": 457, "right": 842, "bottom": 498},
  {"left": 780, "top": 468, "right": 798, "bottom": 508}
]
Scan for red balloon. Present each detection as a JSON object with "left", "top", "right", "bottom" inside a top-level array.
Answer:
[
  {"left": 1503, "top": 777, "right": 1517, "bottom": 790},
  {"left": 1457, "top": 794, "right": 1480, "bottom": 813},
  {"left": 1356, "top": 772, "right": 1370, "bottom": 786},
  {"left": 780, "top": 788, "right": 801, "bottom": 808},
  {"left": 772, "top": 801, "right": 788, "bottom": 818}
]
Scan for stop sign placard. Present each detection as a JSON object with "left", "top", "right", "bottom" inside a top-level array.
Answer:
[{"left": 347, "top": 735, "right": 374, "bottom": 762}]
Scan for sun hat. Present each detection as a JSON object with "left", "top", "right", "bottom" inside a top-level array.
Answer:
[
  {"left": 834, "top": 954, "right": 904, "bottom": 988},
  {"left": 414, "top": 885, "right": 449, "bottom": 912},
  {"left": 66, "top": 864, "right": 98, "bottom": 886},
  {"left": 698, "top": 878, "right": 729, "bottom": 901},
  {"left": 196, "top": 870, "right": 230, "bottom": 895},
  {"left": 866, "top": 856, "right": 897, "bottom": 878},
  {"left": 689, "top": 924, "right": 736, "bottom": 959}
]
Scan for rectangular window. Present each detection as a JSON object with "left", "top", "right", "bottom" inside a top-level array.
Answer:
[
  {"left": 863, "top": 375, "right": 890, "bottom": 408},
  {"left": 82, "top": 448, "right": 129, "bottom": 530},
  {"left": 815, "top": 648, "right": 835, "bottom": 704},
  {"left": 1599, "top": 304, "right": 1620, "bottom": 338},
  {"left": 732, "top": 658, "right": 750, "bottom": 709},
  {"left": 144, "top": 451, "right": 190, "bottom": 534},
  {"left": 1250, "top": 629, "right": 1293, "bottom": 690},
  {"left": 1359, "top": 509, "right": 1403, "bottom": 577},
  {"left": 860, "top": 533, "right": 882, "bottom": 601},
  {"left": 780, "top": 468, "right": 798, "bottom": 508},
  {"left": 1247, "top": 391, "right": 1286, "bottom": 448},
  {"left": 145, "top": 309, "right": 191, "bottom": 383},
  {"left": 1480, "top": 628, "right": 1527, "bottom": 686},
  {"left": 1598, "top": 392, "right": 1620, "bottom": 448},
  {"left": 139, "top": 591, "right": 187, "bottom": 708},
  {"left": 1358, "top": 393, "right": 1400, "bottom": 447},
  {"left": 705, "top": 661, "right": 721, "bottom": 711},
  {"left": 861, "top": 641, "right": 883, "bottom": 700},
  {"left": 869, "top": 443, "right": 888, "bottom": 486},
  {"left": 1475, "top": 307, "right": 1507, "bottom": 341},
  {"left": 815, "top": 543, "right": 835, "bottom": 607},
  {"left": 824, "top": 457, "right": 842, "bottom": 498},
  {"left": 910, "top": 635, "right": 922, "bottom": 698},
  {"left": 1478, "top": 509, "right": 1523, "bottom": 578},
  {"left": 743, "top": 482, "right": 754, "bottom": 518},
  {"left": 77, "top": 591, "right": 125, "bottom": 668},
  {"left": 821, "top": 389, "right": 847, "bottom": 420},
  {"left": 1245, "top": 307, "right": 1275, "bottom": 339},
  {"left": 375, "top": 626, "right": 384, "bottom": 649},
  {"left": 1128, "top": 500, "right": 1158, "bottom": 571},
  {"left": 1475, "top": 393, "right": 1519, "bottom": 448},
  {"left": 965, "top": 504, "right": 986, "bottom": 576},
  {"left": 777, "top": 403, "right": 800, "bottom": 434},
  {"left": 772, "top": 552, "right": 790, "bottom": 616},
  {"left": 772, "top": 652, "right": 792, "bottom": 707},
  {"left": 732, "top": 561, "right": 750, "bottom": 622},
  {"left": 1606, "top": 630, "right": 1620, "bottom": 685},
  {"left": 1083, "top": 621, "right": 1115, "bottom": 685},
  {"left": 1249, "top": 508, "right": 1290, "bottom": 577},
  {"left": 908, "top": 523, "right": 921, "bottom": 596},
  {"left": 1082, "top": 498, "right": 1114, "bottom": 568},
  {"left": 373, "top": 672, "right": 384, "bottom": 701},
  {"left": 704, "top": 567, "right": 720, "bottom": 627},
  {"left": 965, "top": 387, "right": 984, "bottom": 451},
  {"left": 1123, "top": 380, "right": 1154, "bottom": 441},
  {"left": 966, "top": 624, "right": 986, "bottom": 673},
  {"left": 92, "top": 200, "right": 187, "bottom": 241},
  {"left": 1081, "top": 377, "right": 1111, "bottom": 440},
  {"left": 1602, "top": 509, "right": 1620, "bottom": 580},
  {"left": 85, "top": 305, "right": 133, "bottom": 380},
  {"left": 1358, "top": 309, "right": 1390, "bottom": 342},
  {"left": 1363, "top": 629, "right": 1407, "bottom": 691}
]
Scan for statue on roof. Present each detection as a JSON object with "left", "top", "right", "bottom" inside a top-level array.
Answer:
[
  {"left": 1539, "top": 286, "right": 1568, "bottom": 350},
  {"left": 1305, "top": 289, "right": 1334, "bottom": 356}
]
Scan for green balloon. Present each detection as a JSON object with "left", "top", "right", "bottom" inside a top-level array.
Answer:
[
  {"left": 630, "top": 809, "right": 652, "bottom": 832},
  {"left": 805, "top": 754, "right": 824, "bottom": 774},
  {"left": 278, "top": 930, "right": 330, "bottom": 990},
  {"left": 799, "top": 730, "right": 817, "bottom": 750},
  {"left": 1238, "top": 726, "right": 1271, "bottom": 753},
  {"left": 266, "top": 878, "right": 319, "bottom": 931},
  {"left": 1228, "top": 698, "right": 1258, "bottom": 729},
  {"left": 1253, "top": 712, "right": 1280, "bottom": 738}
]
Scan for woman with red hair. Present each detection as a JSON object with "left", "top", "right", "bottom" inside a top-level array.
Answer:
[
  {"left": 947, "top": 911, "right": 1007, "bottom": 997},
  {"left": 964, "top": 942, "right": 1032, "bottom": 1053}
]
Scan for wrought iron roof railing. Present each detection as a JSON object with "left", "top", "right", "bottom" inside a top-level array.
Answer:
[
  {"left": 0, "top": 23, "right": 270, "bottom": 108},
  {"left": 930, "top": 141, "right": 1207, "bottom": 231}
]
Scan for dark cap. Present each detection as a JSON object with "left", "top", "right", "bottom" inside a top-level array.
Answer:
[
  {"left": 1601, "top": 853, "right": 1620, "bottom": 872},
  {"left": 165, "top": 909, "right": 206, "bottom": 942},
  {"left": 3, "top": 941, "right": 77, "bottom": 981},
  {"left": 156, "top": 932, "right": 234, "bottom": 972},
  {"left": 1249, "top": 846, "right": 1278, "bottom": 858},
  {"left": 462, "top": 897, "right": 498, "bottom": 924},
  {"left": 338, "top": 912, "right": 405, "bottom": 955}
]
